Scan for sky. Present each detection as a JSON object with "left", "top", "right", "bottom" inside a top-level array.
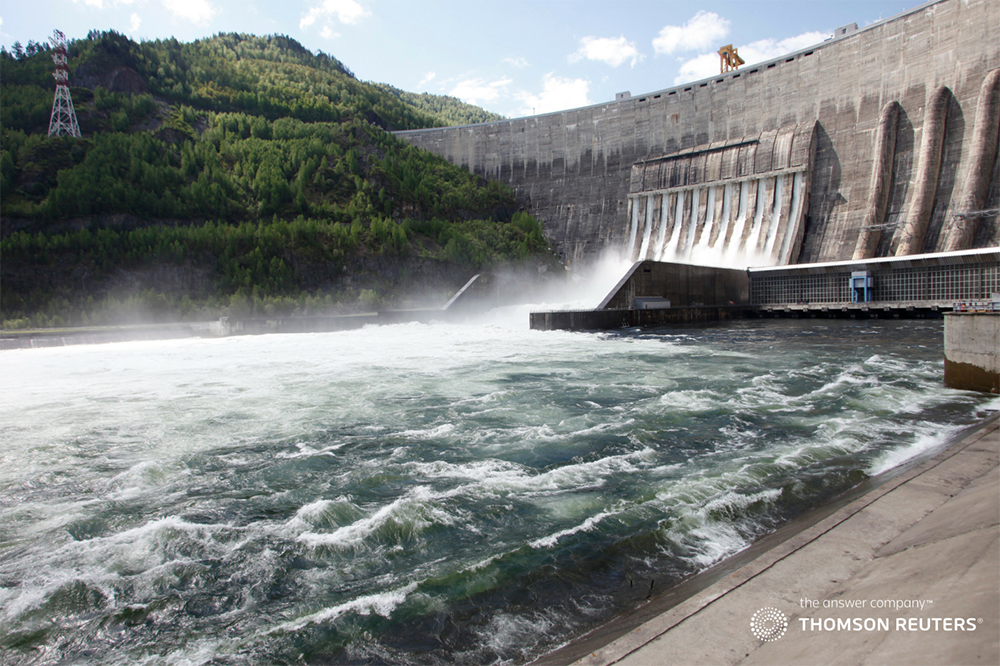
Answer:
[{"left": 1, "top": 0, "right": 928, "bottom": 119}]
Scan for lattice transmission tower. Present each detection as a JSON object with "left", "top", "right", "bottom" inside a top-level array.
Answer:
[{"left": 47, "top": 30, "right": 81, "bottom": 138}]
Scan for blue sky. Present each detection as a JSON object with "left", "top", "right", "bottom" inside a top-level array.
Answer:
[{"left": 2, "top": 1, "right": 925, "bottom": 118}]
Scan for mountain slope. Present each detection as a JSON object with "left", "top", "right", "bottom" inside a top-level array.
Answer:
[
  {"left": 372, "top": 83, "right": 505, "bottom": 126},
  {"left": 0, "top": 32, "right": 557, "bottom": 329}
]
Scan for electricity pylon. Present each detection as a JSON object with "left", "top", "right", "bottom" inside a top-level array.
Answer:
[{"left": 47, "top": 30, "right": 81, "bottom": 138}]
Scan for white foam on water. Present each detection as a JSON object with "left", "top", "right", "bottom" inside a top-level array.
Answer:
[
  {"left": 397, "top": 423, "right": 458, "bottom": 439},
  {"left": 866, "top": 424, "right": 963, "bottom": 477},
  {"left": 1, "top": 316, "right": 995, "bottom": 665},
  {"left": 294, "top": 498, "right": 340, "bottom": 521},
  {"left": 104, "top": 459, "right": 189, "bottom": 500},
  {"left": 704, "top": 487, "right": 783, "bottom": 514},
  {"left": 296, "top": 486, "right": 454, "bottom": 549},
  {"left": 810, "top": 365, "right": 874, "bottom": 396},
  {"left": 0, "top": 513, "right": 267, "bottom": 631},
  {"left": 267, "top": 581, "right": 419, "bottom": 634},
  {"left": 281, "top": 497, "right": 366, "bottom": 536},
  {"left": 681, "top": 522, "right": 752, "bottom": 568},
  {"left": 529, "top": 511, "right": 614, "bottom": 549},
  {"left": 132, "top": 638, "right": 228, "bottom": 666},
  {"left": 401, "top": 447, "right": 655, "bottom": 501},
  {"left": 448, "top": 389, "right": 512, "bottom": 406},
  {"left": 402, "top": 457, "right": 525, "bottom": 483},
  {"left": 474, "top": 609, "right": 556, "bottom": 653},
  {"left": 275, "top": 441, "right": 346, "bottom": 459},
  {"left": 658, "top": 389, "right": 725, "bottom": 411},
  {"left": 662, "top": 487, "right": 783, "bottom": 568}
]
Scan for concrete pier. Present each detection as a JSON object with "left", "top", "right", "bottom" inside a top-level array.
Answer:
[
  {"left": 945, "top": 311, "right": 1000, "bottom": 393},
  {"left": 536, "top": 413, "right": 1000, "bottom": 666}
]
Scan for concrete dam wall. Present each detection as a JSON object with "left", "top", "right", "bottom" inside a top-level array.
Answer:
[{"left": 396, "top": 0, "right": 1000, "bottom": 268}]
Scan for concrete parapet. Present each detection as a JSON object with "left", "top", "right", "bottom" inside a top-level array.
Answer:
[{"left": 944, "top": 312, "right": 1000, "bottom": 393}]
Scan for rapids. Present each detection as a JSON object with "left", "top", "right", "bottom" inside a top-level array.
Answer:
[{"left": 1, "top": 315, "right": 997, "bottom": 664}]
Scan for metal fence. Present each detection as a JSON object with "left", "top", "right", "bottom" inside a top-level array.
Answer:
[{"left": 750, "top": 255, "right": 999, "bottom": 305}]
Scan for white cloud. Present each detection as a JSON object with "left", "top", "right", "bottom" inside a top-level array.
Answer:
[
  {"left": 161, "top": 0, "right": 218, "bottom": 25},
  {"left": 673, "top": 30, "right": 828, "bottom": 85},
  {"left": 130, "top": 12, "right": 141, "bottom": 32},
  {"left": 570, "top": 35, "right": 643, "bottom": 68},
  {"left": 737, "top": 32, "right": 827, "bottom": 64},
  {"left": 503, "top": 56, "right": 529, "bottom": 69},
  {"left": 674, "top": 53, "right": 719, "bottom": 85},
  {"left": 301, "top": 0, "right": 370, "bottom": 30},
  {"left": 418, "top": 71, "right": 436, "bottom": 88},
  {"left": 73, "top": 0, "right": 136, "bottom": 8},
  {"left": 320, "top": 25, "right": 338, "bottom": 39},
  {"left": 653, "top": 11, "right": 730, "bottom": 55},
  {"left": 516, "top": 73, "right": 590, "bottom": 115},
  {"left": 450, "top": 76, "right": 512, "bottom": 106}
]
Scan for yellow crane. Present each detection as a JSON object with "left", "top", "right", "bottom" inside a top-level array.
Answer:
[{"left": 718, "top": 44, "right": 745, "bottom": 74}]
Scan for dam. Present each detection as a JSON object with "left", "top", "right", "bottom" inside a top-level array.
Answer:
[{"left": 396, "top": 0, "right": 1000, "bottom": 269}]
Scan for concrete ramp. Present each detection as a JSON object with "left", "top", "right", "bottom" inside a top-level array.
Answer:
[{"left": 442, "top": 274, "right": 484, "bottom": 310}]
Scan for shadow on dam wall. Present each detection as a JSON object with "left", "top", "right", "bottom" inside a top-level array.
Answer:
[{"left": 395, "top": 0, "right": 1000, "bottom": 269}]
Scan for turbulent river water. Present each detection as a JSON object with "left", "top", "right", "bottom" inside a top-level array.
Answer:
[{"left": 1, "top": 306, "right": 997, "bottom": 665}]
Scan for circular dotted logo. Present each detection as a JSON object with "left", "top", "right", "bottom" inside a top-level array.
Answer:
[{"left": 750, "top": 607, "right": 788, "bottom": 642}]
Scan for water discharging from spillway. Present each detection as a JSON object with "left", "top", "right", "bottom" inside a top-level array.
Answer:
[
  {"left": 2, "top": 304, "right": 998, "bottom": 664},
  {"left": 625, "top": 124, "right": 816, "bottom": 268},
  {"left": 625, "top": 172, "right": 806, "bottom": 269}
]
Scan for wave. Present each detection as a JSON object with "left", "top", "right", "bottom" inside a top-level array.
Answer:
[
  {"left": 660, "top": 487, "right": 783, "bottom": 568},
  {"left": 295, "top": 486, "right": 455, "bottom": 549},
  {"left": 266, "top": 581, "right": 419, "bottom": 634},
  {"left": 866, "top": 424, "right": 963, "bottom": 476},
  {"left": 402, "top": 447, "right": 656, "bottom": 500},
  {"left": 0, "top": 514, "right": 253, "bottom": 634},
  {"left": 658, "top": 389, "right": 725, "bottom": 411},
  {"left": 529, "top": 511, "right": 614, "bottom": 549}
]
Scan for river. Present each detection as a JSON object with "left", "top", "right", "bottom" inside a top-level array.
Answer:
[{"left": 1, "top": 309, "right": 997, "bottom": 664}]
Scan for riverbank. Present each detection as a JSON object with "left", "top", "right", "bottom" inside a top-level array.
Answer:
[{"left": 536, "top": 412, "right": 999, "bottom": 666}]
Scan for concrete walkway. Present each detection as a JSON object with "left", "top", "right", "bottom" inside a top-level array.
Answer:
[{"left": 549, "top": 413, "right": 999, "bottom": 666}]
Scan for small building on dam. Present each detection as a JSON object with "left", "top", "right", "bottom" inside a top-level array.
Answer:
[{"left": 395, "top": 0, "right": 1000, "bottom": 270}]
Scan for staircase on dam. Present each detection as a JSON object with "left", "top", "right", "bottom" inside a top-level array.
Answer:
[{"left": 396, "top": 0, "right": 1000, "bottom": 270}]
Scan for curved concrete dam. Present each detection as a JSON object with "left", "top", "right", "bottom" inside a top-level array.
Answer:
[{"left": 396, "top": 0, "right": 1000, "bottom": 268}]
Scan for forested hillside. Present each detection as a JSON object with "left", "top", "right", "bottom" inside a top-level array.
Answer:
[
  {"left": 372, "top": 83, "right": 505, "bottom": 126},
  {"left": 0, "top": 31, "right": 554, "bottom": 329}
]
